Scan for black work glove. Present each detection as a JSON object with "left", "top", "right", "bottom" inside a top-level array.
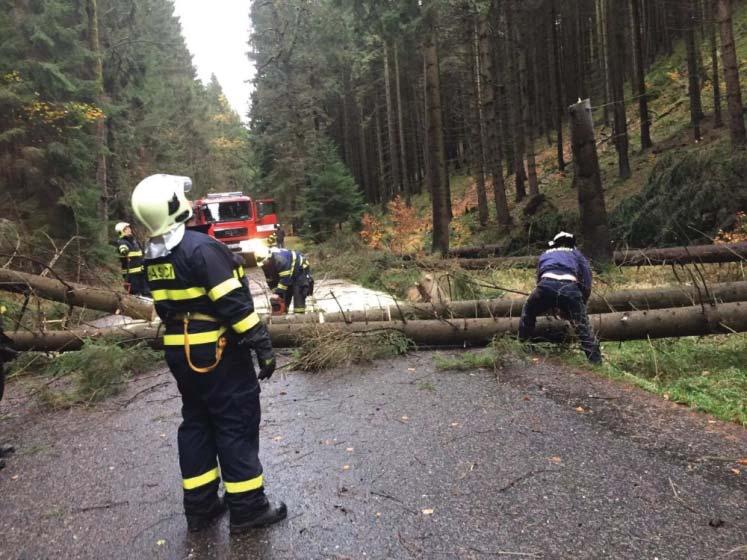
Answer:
[{"left": 239, "top": 323, "right": 276, "bottom": 380}]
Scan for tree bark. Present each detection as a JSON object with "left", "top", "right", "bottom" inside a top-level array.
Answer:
[
  {"left": 0, "top": 269, "right": 155, "bottom": 321},
  {"left": 551, "top": 1, "right": 566, "bottom": 170},
  {"left": 265, "top": 281, "right": 747, "bottom": 324},
  {"left": 569, "top": 99, "right": 613, "bottom": 264},
  {"left": 710, "top": 0, "right": 724, "bottom": 127},
  {"left": 450, "top": 241, "right": 747, "bottom": 268},
  {"left": 471, "top": 16, "right": 489, "bottom": 227},
  {"left": 630, "top": 0, "right": 653, "bottom": 149},
  {"left": 11, "top": 302, "right": 747, "bottom": 351},
  {"left": 424, "top": 3, "right": 451, "bottom": 255},
  {"left": 383, "top": 41, "right": 400, "bottom": 200},
  {"left": 606, "top": 0, "right": 631, "bottom": 178},
  {"left": 394, "top": 43, "right": 411, "bottom": 205},
  {"left": 87, "top": 0, "right": 108, "bottom": 245},
  {"left": 685, "top": 0, "right": 703, "bottom": 141},
  {"left": 717, "top": 0, "right": 746, "bottom": 148},
  {"left": 478, "top": 11, "right": 511, "bottom": 227}
]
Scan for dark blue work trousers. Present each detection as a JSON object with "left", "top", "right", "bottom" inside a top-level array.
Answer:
[{"left": 519, "top": 278, "right": 601, "bottom": 363}]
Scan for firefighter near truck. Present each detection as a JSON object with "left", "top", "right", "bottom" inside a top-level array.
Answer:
[{"left": 188, "top": 192, "right": 278, "bottom": 264}]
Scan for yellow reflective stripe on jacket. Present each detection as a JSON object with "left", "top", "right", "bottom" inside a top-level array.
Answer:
[
  {"left": 275, "top": 285, "right": 287, "bottom": 291},
  {"left": 123, "top": 265, "right": 144, "bottom": 274},
  {"left": 163, "top": 326, "right": 227, "bottom": 346},
  {"left": 126, "top": 250, "right": 143, "bottom": 258},
  {"left": 234, "top": 266, "right": 245, "bottom": 279},
  {"left": 151, "top": 287, "right": 207, "bottom": 302},
  {"left": 232, "top": 311, "right": 260, "bottom": 334},
  {"left": 208, "top": 277, "right": 242, "bottom": 301},
  {"left": 182, "top": 467, "right": 220, "bottom": 490},
  {"left": 224, "top": 473, "right": 263, "bottom": 494}
]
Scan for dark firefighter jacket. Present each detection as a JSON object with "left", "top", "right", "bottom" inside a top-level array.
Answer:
[
  {"left": 261, "top": 248, "right": 309, "bottom": 296},
  {"left": 118, "top": 236, "right": 145, "bottom": 276},
  {"left": 536, "top": 247, "right": 593, "bottom": 301},
  {"left": 145, "top": 229, "right": 264, "bottom": 349}
]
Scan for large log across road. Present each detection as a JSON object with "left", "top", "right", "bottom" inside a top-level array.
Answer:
[
  {"left": 451, "top": 242, "right": 747, "bottom": 269},
  {"left": 266, "top": 280, "right": 747, "bottom": 324},
  {"left": 0, "top": 268, "right": 155, "bottom": 321},
  {"left": 8, "top": 301, "right": 747, "bottom": 351}
]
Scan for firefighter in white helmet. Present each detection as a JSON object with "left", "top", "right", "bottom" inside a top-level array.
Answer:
[
  {"left": 114, "top": 222, "right": 150, "bottom": 296},
  {"left": 131, "top": 174, "right": 286, "bottom": 534}
]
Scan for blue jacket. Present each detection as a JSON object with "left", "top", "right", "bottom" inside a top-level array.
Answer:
[
  {"left": 261, "top": 248, "right": 310, "bottom": 296},
  {"left": 537, "top": 247, "right": 593, "bottom": 300}
]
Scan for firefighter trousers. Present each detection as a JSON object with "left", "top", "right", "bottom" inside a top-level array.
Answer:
[
  {"left": 165, "top": 338, "right": 267, "bottom": 522},
  {"left": 518, "top": 278, "right": 601, "bottom": 363},
  {"left": 282, "top": 272, "right": 312, "bottom": 314}
]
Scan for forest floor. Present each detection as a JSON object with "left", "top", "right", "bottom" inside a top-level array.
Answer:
[{"left": 1, "top": 348, "right": 745, "bottom": 559}]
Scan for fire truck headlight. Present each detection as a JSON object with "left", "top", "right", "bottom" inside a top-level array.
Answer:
[{"left": 240, "top": 238, "right": 268, "bottom": 255}]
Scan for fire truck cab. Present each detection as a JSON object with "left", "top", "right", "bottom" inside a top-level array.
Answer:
[{"left": 188, "top": 192, "right": 278, "bottom": 260}]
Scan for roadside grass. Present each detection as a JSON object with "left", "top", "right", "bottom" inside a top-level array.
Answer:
[
  {"left": 7, "top": 339, "right": 162, "bottom": 408},
  {"left": 435, "top": 334, "right": 747, "bottom": 426},
  {"left": 288, "top": 328, "right": 414, "bottom": 372}
]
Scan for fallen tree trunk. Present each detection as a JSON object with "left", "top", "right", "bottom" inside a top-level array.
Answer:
[
  {"left": 446, "top": 243, "right": 505, "bottom": 258},
  {"left": 8, "top": 302, "right": 747, "bottom": 351},
  {"left": 266, "top": 281, "right": 747, "bottom": 324},
  {"left": 451, "top": 242, "right": 747, "bottom": 269},
  {"left": 0, "top": 268, "right": 155, "bottom": 321}
]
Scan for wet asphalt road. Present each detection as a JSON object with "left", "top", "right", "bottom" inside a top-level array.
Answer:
[{"left": 0, "top": 352, "right": 745, "bottom": 559}]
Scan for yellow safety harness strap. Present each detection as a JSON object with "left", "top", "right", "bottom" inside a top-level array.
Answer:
[{"left": 182, "top": 315, "right": 227, "bottom": 374}]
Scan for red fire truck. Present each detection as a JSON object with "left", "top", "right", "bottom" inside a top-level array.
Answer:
[{"left": 188, "top": 192, "right": 278, "bottom": 258}]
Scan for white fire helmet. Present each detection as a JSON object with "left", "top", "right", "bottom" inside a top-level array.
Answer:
[
  {"left": 114, "top": 222, "right": 130, "bottom": 235},
  {"left": 131, "top": 174, "right": 193, "bottom": 237}
]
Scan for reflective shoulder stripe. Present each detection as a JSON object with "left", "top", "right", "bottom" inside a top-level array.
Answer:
[
  {"left": 232, "top": 311, "right": 260, "bottom": 334},
  {"left": 208, "top": 277, "right": 242, "bottom": 301},
  {"left": 163, "top": 326, "right": 226, "bottom": 346},
  {"left": 152, "top": 287, "right": 207, "bottom": 302},
  {"left": 224, "top": 473, "right": 263, "bottom": 494},
  {"left": 182, "top": 467, "right": 220, "bottom": 490}
]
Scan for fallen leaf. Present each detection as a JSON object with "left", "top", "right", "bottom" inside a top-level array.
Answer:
[
  {"left": 730, "top": 468, "right": 741, "bottom": 475},
  {"left": 375, "top": 512, "right": 381, "bottom": 518},
  {"left": 346, "top": 447, "right": 354, "bottom": 452},
  {"left": 272, "top": 436, "right": 283, "bottom": 442},
  {"left": 407, "top": 368, "right": 416, "bottom": 372},
  {"left": 11, "top": 475, "right": 18, "bottom": 480},
  {"left": 663, "top": 393, "right": 670, "bottom": 401},
  {"left": 523, "top": 395, "right": 530, "bottom": 401},
  {"left": 548, "top": 456, "right": 562, "bottom": 464},
  {"left": 738, "top": 458, "right": 747, "bottom": 465},
  {"left": 450, "top": 422, "right": 459, "bottom": 427},
  {"left": 279, "top": 391, "right": 287, "bottom": 395},
  {"left": 156, "top": 539, "right": 166, "bottom": 546},
  {"left": 532, "top": 358, "right": 540, "bottom": 363},
  {"left": 401, "top": 416, "right": 409, "bottom": 421},
  {"left": 575, "top": 406, "right": 585, "bottom": 413},
  {"left": 342, "top": 465, "right": 350, "bottom": 471},
  {"left": 421, "top": 508, "right": 434, "bottom": 515},
  {"left": 708, "top": 420, "right": 717, "bottom": 424}
]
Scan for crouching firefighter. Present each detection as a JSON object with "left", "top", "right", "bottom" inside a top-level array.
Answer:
[
  {"left": 131, "top": 174, "right": 287, "bottom": 534},
  {"left": 255, "top": 247, "right": 313, "bottom": 315},
  {"left": 518, "top": 232, "right": 602, "bottom": 364},
  {"left": 114, "top": 222, "right": 150, "bottom": 297}
]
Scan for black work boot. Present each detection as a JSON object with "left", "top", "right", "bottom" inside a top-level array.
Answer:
[
  {"left": 186, "top": 497, "right": 227, "bottom": 533},
  {"left": 229, "top": 500, "right": 287, "bottom": 535}
]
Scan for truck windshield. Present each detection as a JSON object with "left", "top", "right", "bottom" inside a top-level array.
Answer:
[{"left": 205, "top": 201, "right": 252, "bottom": 223}]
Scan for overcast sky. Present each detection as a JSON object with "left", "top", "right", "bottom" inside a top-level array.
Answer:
[{"left": 172, "top": 0, "right": 254, "bottom": 120}]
